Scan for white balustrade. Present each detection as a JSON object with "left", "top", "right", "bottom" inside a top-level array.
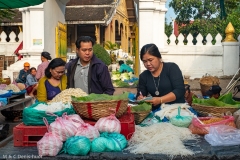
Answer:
[
  {"left": 206, "top": 34, "right": 212, "bottom": 46},
  {"left": 177, "top": 33, "right": 184, "bottom": 45}
]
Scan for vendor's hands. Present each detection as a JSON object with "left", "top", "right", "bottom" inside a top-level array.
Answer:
[
  {"left": 145, "top": 97, "right": 161, "bottom": 106},
  {"left": 137, "top": 94, "right": 145, "bottom": 100}
]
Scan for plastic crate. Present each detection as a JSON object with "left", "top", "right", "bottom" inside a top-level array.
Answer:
[
  {"left": 13, "top": 123, "right": 47, "bottom": 147},
  {"left": 84, "top": 112, "right": 135, "bottom": 140}
]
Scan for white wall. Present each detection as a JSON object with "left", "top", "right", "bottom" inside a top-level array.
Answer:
[
  {"left": 0, "top": 31, "right": 22, "bottom": 56},
  {"left": 19, "top": 4, "right": 44, "bottom": 55},
  {"left": 44, "top": 0, "right": 69, "bottom": 58},
  {"left": 162, "top": 33, "right": 240, "bottom": 79}
]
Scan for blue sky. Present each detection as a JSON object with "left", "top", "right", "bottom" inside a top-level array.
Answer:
[{"left": 165, "top": 0, "right": 176, "bottom": 24}]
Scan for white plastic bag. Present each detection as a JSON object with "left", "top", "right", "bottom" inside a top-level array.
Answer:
[
  {"left": 95, "top": 114, "right": 121, "bottom": 133},
  {"left": 204, "top": 125, "right": 240, "bottom": 146},
  {"left": 48, "top": 113, "right": 77, "bottom": 141},
  {"left": 63, "top": 113, "right": 83, "bottom": 128},
  {"left": 74, "top": 119, "right": 100, "bottom": 141},
  {"left": 37, "top": 118, "right": 63, "bottom": 156}
]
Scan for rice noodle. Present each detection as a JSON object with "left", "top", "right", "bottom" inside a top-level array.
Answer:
[{"left": 126, "top": 123, "right": 197, "bottom": 156}]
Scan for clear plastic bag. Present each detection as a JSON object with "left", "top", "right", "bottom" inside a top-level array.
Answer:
[
  {"left": 233, "top": 109, "right": 240, "bottom": 129},
  {"left": 188, "top": 116, "right": 236, "bottom": 135},
  {"left": 205, "top": 125, "right": 240, "bottom": 146}
]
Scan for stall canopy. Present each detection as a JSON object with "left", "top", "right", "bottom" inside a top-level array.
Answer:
[{"left": 0, "top": 0, "right": 46, "bottom": 9}]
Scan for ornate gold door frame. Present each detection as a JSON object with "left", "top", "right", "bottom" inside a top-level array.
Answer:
[{"left": 55, "top": 22, "right": 67, "bottom": 60}]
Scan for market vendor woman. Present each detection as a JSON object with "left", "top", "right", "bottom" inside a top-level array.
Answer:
[
  {"left": 137, "top": 43, "right": 185, "bottom": 111},
  {"left": 37, "top": 58, "right": 67, "bottom": 102}
]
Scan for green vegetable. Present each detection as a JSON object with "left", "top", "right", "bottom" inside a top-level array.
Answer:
[
  {"left": 218, "top": 93, "right": 240, "bottom": 105},
  {"left": 120, "top": 72, "right": 130, "bottom": 81},
  {"left": 131, "top": 103, "right": 151, "bottom": 112},
  {"left": 72, "top": 92, "right": 129, "bottom": 102},
  {"left": 192, "top": 93, "right": 240, "bottom": 108},
  {"left": 113, "top": 80, "right": 129, "bottom": 87}
]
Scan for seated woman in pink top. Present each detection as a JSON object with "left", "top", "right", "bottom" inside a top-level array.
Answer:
[{"left": 36, "top": 52, "right": 52, "bottom": 81}]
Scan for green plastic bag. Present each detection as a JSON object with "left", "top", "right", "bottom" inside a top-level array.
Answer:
[
  {"left": 61, "top": 136, "right": 91, "bottom": 156},
  {"left": 91, "top": 132, "right": 127, "bottom": 152},
  {"left": 170, "top": 107, "right": 192, "bottom": 128},
  {"left": 139, "top": 112, "right": 161, "bottom": 127},
  {"left": 23, "top": 102, "right": 75, "bottom": 126}
]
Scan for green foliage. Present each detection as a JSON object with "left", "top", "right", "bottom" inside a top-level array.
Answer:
[
  {"left": 72, "top": 92, "right": 129, "bottom": 102},
  {"left": 169, "top": 0, "right": 240, "bottom": 43},
  {"left": 131, "top": 103, "right": 151, "bottom": 112},
  {"left": 0, "top": 9, "right": 16, "bottom": 23},
  {"left": 126, "top": 59, "right": 133, "bottom": 65},
  {"left": 104, "top": 41, "right": 119, "bottom": 52},
  {"left": 93, "top": 44, "right": 111, "bottom": 66},
  {"left": 192, "top": 93, "right": 240, "bottom": 107},
  {"left": 165, "top": 22, "right": 173, "bottom": 37}
]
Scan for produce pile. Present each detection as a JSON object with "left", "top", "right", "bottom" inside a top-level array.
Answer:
[
  {"left": 72, "top": 92, "right": 129, "bottom": 102},
  {"left": 49, "top": 88, "right": 87, "bottom": 104},
  {"left": 111, "top": 71, "right": 138, "bottom": 87},
  {"left": 193, "top": 93, "right": 240, "bottom": 107},
  {"left": 37, "top": 113, "right": 128, "bottom": 157},
  {"left": 4, "top": 84, "right": 20, "bottom": 93},
  {"left": 199, "top": 75, "right": 220, "bottom": 86},
  {"left": 127, "top": 123, "right": 197, "bottom": 156}
]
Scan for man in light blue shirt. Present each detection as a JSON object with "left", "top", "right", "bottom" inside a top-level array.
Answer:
[{"left": 26, "top": 67, "right": 38, "bottom": 97}]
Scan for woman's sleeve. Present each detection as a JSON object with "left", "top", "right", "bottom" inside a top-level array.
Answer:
[
  {"left": 35, "top": 65, "right": 42, "bottom": 80},
  {"left": 168, "top": 63, "right": 185, "bottom": 99},
  {"left": 136, "top": 72, "right": 148, "bottom": 98},
  {"left": 61, "top": 75, "right": 67, "bottom": 91},
  {"left": 37, "top": 78, "right": 47, "bottom": 102}
]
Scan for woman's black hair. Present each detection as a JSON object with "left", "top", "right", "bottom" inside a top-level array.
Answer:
[
  {"left": 118, "top": 60, "right": 124, "bottom": 66},
  {"left": 45, "top": 58, "right": 66, "bottom": 78},
  {"left": 30, "top": 67, "right": 36, "bottom": 73},
  {"left": 75, "top": 36, "right": 95, "bottom": 49},
  {"left": 41, "top": 51, "right": 52, "bottom": 60},
  {"left": 185, "top": 84, "right": 190, "bottom": 93},
  {"left": 140, "top": 43, "right": 161, "bottom": 60}
]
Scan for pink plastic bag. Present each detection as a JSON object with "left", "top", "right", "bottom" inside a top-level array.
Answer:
[
  {"left": 37, "top": 117, "right": 63, "bottom": 157},
  {"left": 63, "top": 114, "right": 83, "bottom": 128},
  {"left": 0, "top": 84, "right": 7, "bottom": 90},
  {"left": 48, "top": 113, "right": 78, "bottom": 141},
  {"left": 95, "top": 114, "right": 121, "bottom": 133},
  {"left": 189, "top": 116, "right": 236, "bottom": 135},
  {"left": 74, "top": 119, "right": 100, "bottom": 141}
]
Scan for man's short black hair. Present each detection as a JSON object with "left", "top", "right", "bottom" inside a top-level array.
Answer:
[{"left": 75, "top": 36, "right": 95, "bottom": 49}]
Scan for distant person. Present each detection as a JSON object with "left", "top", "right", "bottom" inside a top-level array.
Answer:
[
  {"left": 36, "top": 51, "right": 52, "bottom": 81},
  {"left": 15, "top": 62, "right": 30, "bottom": 90},
  {"left": 206, "top": 85, "right": 222, "bottom": 99},
  {"left": 25, "top": 67, "right": 38, "bottom": 97},
  {"left": 37, "top": 58, "right": 67, "bottom": 102},
  {"left": 184, "top": 84, "right": 197, "bottom": 106},
  {"left": 118, "top": 60, "right": 134, "bottom": 73}
]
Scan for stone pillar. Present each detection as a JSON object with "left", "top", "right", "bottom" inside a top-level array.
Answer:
[
  {"left": 3, "top": 0, "right": 70, "bottom": 81},
  {"left": 104, "top": 24, "right": 111, "bottom": 42},
  {"left": 95, "top": 24, "right": 100, "bottom": 44},
  {"left": 222, "top": 42, "right": 240, "bottom": 75},
  {"left": 110, "top": 19, "right": 116, "bottom": 43},
  {"left": 139, "top": 0, "right": 167, "bottom": 72},
  {"left": 222, "top": 22, "right": 240, "bottom": 76}
]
